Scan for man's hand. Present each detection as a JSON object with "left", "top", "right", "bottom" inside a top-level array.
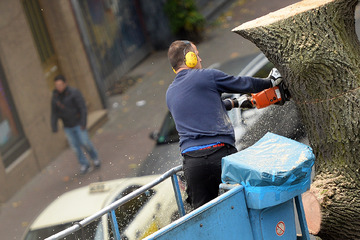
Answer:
[
  {"left": 268, "top": 68, "right": 283, "bottom": 87},
  {"left": 238, "top": 95, "right": 254, "bottom": 109},
  {"left": 223, "top": 95, "right": 254, "bottom": 110}
]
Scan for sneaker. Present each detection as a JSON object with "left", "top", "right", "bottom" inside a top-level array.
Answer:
[
  {"left": 80, "top": 165, "right": 90, "bottom": 174},
  {"left": 93, "top": 159, "right": 101, "bottom": 169}
]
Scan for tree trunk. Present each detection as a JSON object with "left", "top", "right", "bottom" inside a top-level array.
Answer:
[{"left": 233, "top": 0, "right": 360, "bottom": 239}]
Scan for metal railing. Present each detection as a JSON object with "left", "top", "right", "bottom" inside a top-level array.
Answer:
[{"left": 45, "top": 165, "right": 185, "bottom": 240}]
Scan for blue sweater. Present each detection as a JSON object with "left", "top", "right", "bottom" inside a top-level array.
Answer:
[{"left": 166, "top": 68, "right": 272, "bottom": 152}]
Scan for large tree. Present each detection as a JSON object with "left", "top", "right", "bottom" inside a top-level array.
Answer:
[{"left": 233, "top": 0, "right": 360, "bottom": 239}]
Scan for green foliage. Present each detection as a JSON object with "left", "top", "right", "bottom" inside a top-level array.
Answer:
[{"left": 164, "top": 0, "right": 205, "bottom": 40}]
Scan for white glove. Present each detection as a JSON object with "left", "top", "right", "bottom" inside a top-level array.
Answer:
[{"left": 268, "top": 68, "right": 283, "bottom": 87}]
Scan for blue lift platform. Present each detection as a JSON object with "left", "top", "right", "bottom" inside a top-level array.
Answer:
[
  {"left": 45, "top": 133, "right": 315, "bottom": 240},
  {"left": 145, "top": 133, "right": 315, "bottom": 240}
]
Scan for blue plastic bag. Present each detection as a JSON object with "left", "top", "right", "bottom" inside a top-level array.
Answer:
[{"left": 221, "top": 132, "right": 315, "bottom": 209}]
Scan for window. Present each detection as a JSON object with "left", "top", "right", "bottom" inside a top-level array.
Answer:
[
  {"left": 22, "top": 0, "right": 60, "bottom": 89},
  {"left": 156, "top": 112, "right": 179, "bottom": 145},
  {"left": 108, "top": 185, "right": 156, "bottom": 238},
  {"left": 76, "top": 0, "right": 149, "bottom": 91},
  {"left": 22, "top": 0, "right": 55, "bottom": 64},
  {"left": 0, "top": 62, "right": 29, "bottom": 167},
  {"left": 24, "top": 220, "right": 101, "bottom": 240}
]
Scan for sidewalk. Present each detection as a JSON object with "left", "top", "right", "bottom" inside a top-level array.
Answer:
[{"left": 0, "top": 0, "right": 300, "bottom": 239}]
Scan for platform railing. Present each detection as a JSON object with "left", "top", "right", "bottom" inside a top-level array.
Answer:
[{"left": 45, "top": 165, "right": 185, "bottom": 240}]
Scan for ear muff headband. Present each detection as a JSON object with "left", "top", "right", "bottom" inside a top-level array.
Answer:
[{"left": 182, "top": 41, "right": 197, "bottom": 68}]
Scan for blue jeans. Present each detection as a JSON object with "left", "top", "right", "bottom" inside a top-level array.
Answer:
[{"left": 64, "top": 125, "right": 98, "bottom": 167}]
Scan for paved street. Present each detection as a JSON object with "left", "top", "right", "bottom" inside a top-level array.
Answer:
[{"left": 0, "top": 0, "right": 308, "bottom": 239}]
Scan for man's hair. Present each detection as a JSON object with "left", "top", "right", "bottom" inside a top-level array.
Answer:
[
  {"left": 54, "top": 75, "right": 66, "bottom": 82},
  {"left": 168, "top": 40, "right": 193, "bottom": 70}
]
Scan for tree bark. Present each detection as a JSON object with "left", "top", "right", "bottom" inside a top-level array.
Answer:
[{"left": 233, "top": 0, "right": 360, "bottom": 239}]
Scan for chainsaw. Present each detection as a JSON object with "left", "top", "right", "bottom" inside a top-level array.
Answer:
[
  {"left": 223, "top": 68, "right": 291, "bottom": 110},
  {"left": 250, "top": 81, "right": 291, "bottom": 109}
]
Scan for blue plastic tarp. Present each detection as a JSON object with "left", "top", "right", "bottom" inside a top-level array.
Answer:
[{"left": 221, "top": 132, "right": 315, "bottom": 209}]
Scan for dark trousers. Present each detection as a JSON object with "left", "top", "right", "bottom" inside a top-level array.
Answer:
[{"left": 182, "top": 144, "right": 237, "bottom": 209}]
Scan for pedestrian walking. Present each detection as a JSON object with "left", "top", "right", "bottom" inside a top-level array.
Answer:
[{"left": 51, "top": 75, "right": 100, "bottom": 174}]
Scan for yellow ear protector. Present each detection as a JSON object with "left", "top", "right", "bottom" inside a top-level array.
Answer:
[{"left": 183, "top": 41, "right": 198, "bottom": 68}]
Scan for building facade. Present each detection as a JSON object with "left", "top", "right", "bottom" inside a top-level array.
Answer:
[
  {"left": 0, "top": 0, "right": 227, "bottom": 203},
  {"left": 0, "top": 0, "right": 179, "bottom": 203},
  {"left": 0, "top": 0, "right": 109, "bottom": 203}
]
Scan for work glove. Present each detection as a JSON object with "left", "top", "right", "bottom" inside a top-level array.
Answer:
[
  {"left": 268, "top": 68, "right": 283, "bottom": 87},
  {"left": 238, "top": 95, "right": 254, "bottom": 109},
  {"left": 223, "top": 95, "right": 253, "bottom": 110}
]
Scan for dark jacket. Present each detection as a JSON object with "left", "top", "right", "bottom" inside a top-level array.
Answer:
[
  {"left": 51, "top": 86, "right": 87, "bottom": 132},
  {"left": 166, "top": 68, "right": 272, "bottom": 152}
]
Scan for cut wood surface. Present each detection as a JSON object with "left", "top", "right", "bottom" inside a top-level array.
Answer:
[
  {"left": 302, "top": 191, "right": 321, "bottom": 235},
  {"left": 233, "top": 0, "right": 334, "bottom": 31}
]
